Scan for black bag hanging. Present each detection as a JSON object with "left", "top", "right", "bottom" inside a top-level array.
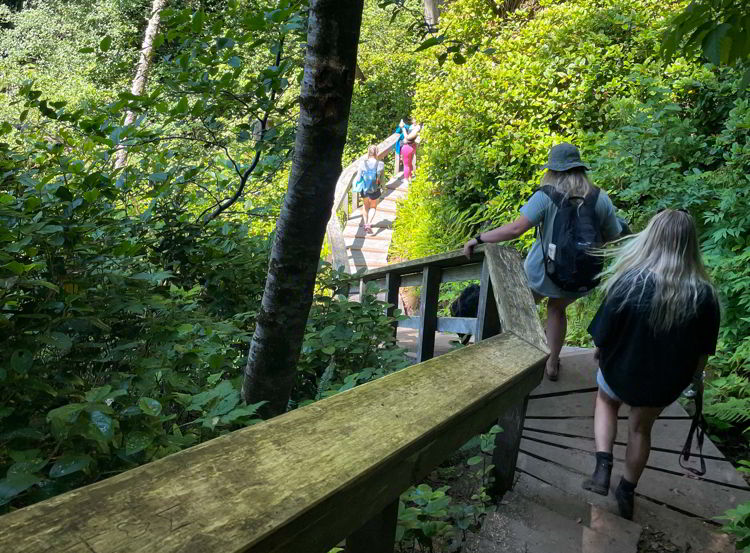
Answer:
[
  {"left": 680, "top": 387, "right": 707, "bottom": 476},
  {"left": 537, "top": 185, "right": 604, "bottom": 293}
]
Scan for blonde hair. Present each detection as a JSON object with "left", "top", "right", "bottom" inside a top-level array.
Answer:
[
  {"left": 368, "top": 145, "right": 378, "bottom": 158},
  {"left": 600, "top": 209, "right": 716, "bottom": 332},
  {"left": 541, "top": 168, "right": 592, "bottom": 199}
]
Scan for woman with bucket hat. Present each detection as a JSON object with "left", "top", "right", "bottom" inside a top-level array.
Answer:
[{"left": 463, "top": 143, "right": 622, "bottom": 380}]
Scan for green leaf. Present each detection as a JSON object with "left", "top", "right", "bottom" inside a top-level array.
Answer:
[
  {"left": 11, "top": 350, "right": 33, "bottom": 375},
  {"left": 78, "top": 47, "right": 95, "bottom": 54},
  {"left": 47, "top": 403, "right": 86, "bottom": 424},
  {"left": 415, "top": 36, "right": 444, "bottom": 52},
  {"left": 739, "top": 68, "right": 750, "bottom": 91},
  {"left": 702, "top": 23, "right": 732, "bottom": 65},
  {"left": 467, "top": 455, "right": 482, "bottom": 466},
  {"left": 85, "top": 385, "right": 112, "bottom": 403},
  {"left": 39, "top": 332, "right": 73, "bottom": 353},
  {"left": 228, "top": 56, "right": 242, "bottom": 68},
  {"left": 322, "top": 346, "right": 336, "bottom": 355},
  {"left": 139, "top": 397, "right": 162, "bottom": 416},
  {"left": 149, "top": 172, "right": 169, "bottom": 183},
  {"left": 49, "top": 453, "right": 92, "bottom": 478},
  {"left": 124, "top": 431, "right": 154, "bottom": 455},
  {"left": 99, "top": 35, "right": 112, "bottom": 52},
  {"left": 89, "top": 410, "right": 115, "bottom": 440},
  {"left": 0, "top": 472, "right": 41, "bottom": 503}
]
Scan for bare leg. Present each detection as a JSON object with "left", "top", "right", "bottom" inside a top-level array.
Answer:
[
  {"left": 625, "top": 406, "right": 663, "bottom": 484},
  {"left": 368, "top": 198, "right": 378, "bottom": 227},
  {"left": 594, "top": 390, "right": 621, "bottom": 453},
  {"left": 394, "top": 151, "right": 399, "bottom": 174},
  {"left": 545, "top": 297, "right": 575, "bottom": 377},
  {"left": 361, "top": 199, "right": 370, "bottom": 231}
]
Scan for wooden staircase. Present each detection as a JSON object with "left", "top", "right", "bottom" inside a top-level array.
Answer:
[
  {"left": 460, "top": 348, "right": 748, "bottom": 553},
  {"left": 343, "top": 174, "right": 407, "bottom": 272}
]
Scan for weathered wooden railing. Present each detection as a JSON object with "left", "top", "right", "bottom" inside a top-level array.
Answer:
[
  {"left": 354, "top": 244, "right": 548, "bottom": 362},
  {"left": 326, "top": 132, "right": 400, "bottom": 273},
  {"left": 0, "top": 245, "right": 548, "bottom": 553}
]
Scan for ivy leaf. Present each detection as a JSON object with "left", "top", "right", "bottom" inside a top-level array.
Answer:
[
  {"left": 138, "top": 397, "right": 162, "bottom": 417},
  {"left": 49, "top": 453, "right": 92, "bottom": 478}
]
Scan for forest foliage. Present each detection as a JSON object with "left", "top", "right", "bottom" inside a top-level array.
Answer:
[
  {"left": 0, "top": 0, "right": 414, "bottom": 510},
  {"left": 0, "top": 0, "right": 748, "bottom": 546},
  {"left": 392, "top": 0, "right": 750, "bottom": 450}
]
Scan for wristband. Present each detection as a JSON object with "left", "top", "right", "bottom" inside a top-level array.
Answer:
[{"left": 474, "top": 234, "right": 484, "bottom": 244}]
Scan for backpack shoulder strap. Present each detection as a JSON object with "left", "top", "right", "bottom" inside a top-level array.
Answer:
[{"left": 538, "top": 185, "right": 565, "bottom": 207}]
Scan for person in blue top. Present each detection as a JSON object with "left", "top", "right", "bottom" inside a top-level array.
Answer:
[{"left": 463, "top": 143, "right": 621, "bottom": 380}]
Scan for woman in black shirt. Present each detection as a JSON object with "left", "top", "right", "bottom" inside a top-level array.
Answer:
[{"left": 582, "top": 210, "right": 720, "bottom": 520}]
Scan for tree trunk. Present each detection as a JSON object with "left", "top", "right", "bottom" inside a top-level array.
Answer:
[
  {"left": 424, "top": 0, "right": 441, "bottom": 29},
  {"left": 242, "top": 0, "right": 365, "bottom": 417},
  {"left": 114, "top": 0, "right": 167, "bottom": 169}
]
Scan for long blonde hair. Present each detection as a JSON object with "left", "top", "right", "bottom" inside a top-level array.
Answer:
[
  {"left": 541, "top": 167, "right": 593, "bottom": 199},
  {"left": 368, "top": 145, "right": 378, "bottom": 158},
  {"left": 600, "top": 209, "right": 716, "bottom": 332}
]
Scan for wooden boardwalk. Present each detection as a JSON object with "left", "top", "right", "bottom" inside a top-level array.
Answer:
[
  {"left": 343, "top": 174, "right": 408, "bottom": 272},
  {"left": 468, "top": 346, "right": 750, "bottom": 552},
  {"left": 395, "top": 329, "right": 750, "bottom": 551}
]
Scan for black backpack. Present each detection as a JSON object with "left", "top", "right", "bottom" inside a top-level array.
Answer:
[{"left": 538, "top": 185, "right": 604, "bottom": 293}]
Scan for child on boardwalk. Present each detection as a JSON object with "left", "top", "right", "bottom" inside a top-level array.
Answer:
[
  {"left": 354, "top": 145, "right": 385, "bottom": 234},
  {"left": 582, "top": 209, "right": 720, "bottom": 520}
]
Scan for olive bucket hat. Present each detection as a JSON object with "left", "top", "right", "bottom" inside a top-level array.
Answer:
[{"left": 542, "top": 143, "right": 589, "bottom": 171}]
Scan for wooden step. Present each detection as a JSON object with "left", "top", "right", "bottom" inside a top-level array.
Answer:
[
  {"left": 516, "top": 453, "right": 734, "bottom": 552},
  {"left": 518, "top": 434, "right": 750, "bottom": 522},
  {"left": 513, "top": 474, "right": 641, "bottom": 551},
  {"left": 463, "top": 493, "right": 632, "bottom": 553}
]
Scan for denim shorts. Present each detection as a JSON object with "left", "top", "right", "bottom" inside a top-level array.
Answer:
[{"left": 597, "top": 368, "right": 621, "bottom": 402}]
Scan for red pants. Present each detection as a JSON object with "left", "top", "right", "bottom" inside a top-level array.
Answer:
[{"left": 401, "top": 143, "right": 415, "bottom": 180}]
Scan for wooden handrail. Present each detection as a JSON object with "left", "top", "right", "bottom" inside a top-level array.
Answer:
[
  {"left": 0, "top": 245, "right": 549, "bottom": 553},
  {"left": 326, "top": 132, "right": 401, "bottom": 273}
]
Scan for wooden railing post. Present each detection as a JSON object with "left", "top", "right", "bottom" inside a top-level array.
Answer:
[
  {"left": 393, "top": 148, "right": 399, "bottom": 174},
  {"left": 416, "top": 265, "right": 441, "bottom": 362},
  {"left": 489, "top": 396, "right": 529, "bottom": 499},
  {"left": 346, "top": 498, "right": 399, "bottom": 553},
  {"left": 385, "top": 272, "right": 400, "bottom": 339},
  {"left": 475, "top": 256, "right": 501, "bottom": 342}
]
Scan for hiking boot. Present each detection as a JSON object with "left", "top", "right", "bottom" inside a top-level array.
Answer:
[
  {"left": 615, "top": 477, "right": 636, "bottom": 520},
  {"left": 582, "top": 452, "right": 613, "bottom": 495}
]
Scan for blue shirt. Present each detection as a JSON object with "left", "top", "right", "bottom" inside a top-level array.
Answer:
[{"left": 520, "top": 188, "right": 621, "bottom": 299}]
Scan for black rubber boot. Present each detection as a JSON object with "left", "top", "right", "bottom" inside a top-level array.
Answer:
[
  {"left": 582, "top": 452, "right": 613, "bottom": 495},
  {"left": 615, "top": 477, "right": 636, "bottom": 520}
]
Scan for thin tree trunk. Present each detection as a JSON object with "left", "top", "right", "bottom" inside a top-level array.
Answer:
[
  {"left": 424, "top": 0, "right": 441, "bottom": 29},
  {"left": 242, "top": 0, "right": 365, "bottom": 416},
  {"left": 115, "top": 0, "right": 167, "bottom": 169}
]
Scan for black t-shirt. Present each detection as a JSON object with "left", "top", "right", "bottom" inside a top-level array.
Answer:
[{"left": 588, "top": 273, "right": 720, "bottom": 407}]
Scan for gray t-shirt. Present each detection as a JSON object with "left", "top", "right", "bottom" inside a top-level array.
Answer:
[{"left": 520, "top": 188, "right": 621, "bottom": 299}]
